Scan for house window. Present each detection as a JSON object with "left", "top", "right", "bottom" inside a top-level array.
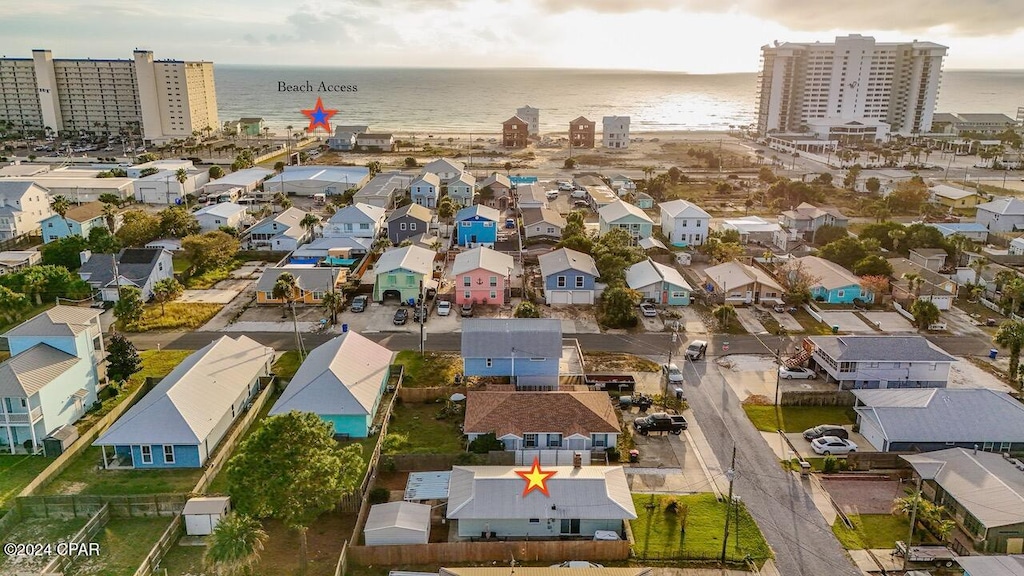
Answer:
[
  {"left": 837, "top": 290, "right": 845, "bottom": 298},
  {"left": 410, "top": 223, "right": 417, "bottom": 231},
  {"left": 464, "top": 276, "right": 472, "bottom": 287},
  {"left": 163, "top": 445, "right": 174, "bottom": 464},
  {"left": 489, "top": 276, "right": 497, "bottom": 287},
  {"left": 462, "top": 222, "right": 470, "bottom": 227},
  {"left": 560, "top": 519, "right": 581, "bottom": 535},
  {"left": 485, "top": 358, "right": 492, "bottom": 368},
  {"left": 671, "top": 291, "right": 686, "bottom": 299},
  {"left": 547, "top": 227, "right": 554, "bottom": 234},
  {"left": 529, "top": 518, "right": 540, "bottom": 523},
  {"left": 312, "top": 291, "right": 325, "bottom": 300},
  {"left": 484, "top": 221, "right": 494, "bottom": 227},
  {"left": 592, "top": 434, "right": 608, "bottom": 447},
  {"left": 359, "top": 223, "right": 369, "bottom": 230},
  {"left": 406, "top": 276, "right": 416, "bottom": 286},
  {"left": 387, "top": 274, "right": 396, "bottom": 284},
  {"left": 681, "top": 220, "right": 687, "bottom": 227},
  {"left": 141, "top": 445, "right": 153, "bottom": 464},
  {"left": 464, "top": 291, "right": 471, "bottom": 299},
  {"left": 400, "top": 223, "right": 407, "bottom": 231},
  {"left": 523, "top": 433, "right": 538, "bottom": 448},
  {"left": 158, "top": 262, "right": 164, "bottom": 271},
  {"left": 344, "top": 223, "right": 353, "bottom": 232},
  {"left": 490, "top": 291, "right": 497, "bottom": 299},
  {"left": 929, "top": 363, "right": 937, "bottom": 371},
  {"left": 575, "top": 276, "right": 584, "bottom": 288},
  {"left": 557, "top": 276, "right": 566, "bottom": 288},
  {"left": 547, "top": 434, "right": 562, "bottom": 448}
]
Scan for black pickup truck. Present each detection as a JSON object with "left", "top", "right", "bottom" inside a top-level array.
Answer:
[{"left": 632, "top": 412, "right": 688, "bottom": 436}]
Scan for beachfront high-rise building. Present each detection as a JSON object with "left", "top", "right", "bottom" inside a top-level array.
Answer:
[
  {"left": 516, "top": 105, "right": 540, "bottom": 137},
  {"left": 0, "top": 49, "right": 217, "bottom": 144},
  {"left": 756, "top": 35, "right": 947, "bottom": 136}
]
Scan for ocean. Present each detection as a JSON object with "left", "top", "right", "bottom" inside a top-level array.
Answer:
[{"left": 213, "top": 67, "right": 1024, "bottom": 134}]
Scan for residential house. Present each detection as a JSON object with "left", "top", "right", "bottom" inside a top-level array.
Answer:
[
  {"left": 269, "top": 329, "right": 393, "bottom": 438},
  {"left": 445, "top": 172, "right": 477, "bottom": 208},
  {"left": 889, "top": 258, "right": 957, "bottom": 310},
  {"left": 804, "top": 335, "right": 956, "bottom": 389},
  {"left": 245, "top": 207, "right": 314, "bottom": 251},
  {"left": 194, "top": 202, "right": 250, "bottom": 233},
  {"left": 202, "top": 167, "right": 273, "bottom": 197},
  {"left": 463, "top": 391, "right": 619, "bottom": 452},
  {"left": 626, "top": 258, "right": 692, "bottom": 305},
  {"left": 635, "top": 193, "right": 654, "bottom": 209},
  {"left": 262, "top": 166, "right": 371, "bottom": 197},
  {"left": 609, "top": 174, "right": 636, "bottom": 195},
  {"left": 94, "top": 336, "right": 274, "bottom": 468},
  {"left": 78, "top": 248, "right": 173, "bottom": 302},
  {"left": 602, "top": 116, "right": 631, "bottom": 149},
  {"left": 522, "top": 208, "right": 566, "bottom": 240},
  {"left": 326, "top": 125, "right": 369, "bottom": 151},
  {"left": 793, "top": 255, "right": 873, "bottom": 304},
  {"left": 778, "top": 203, "right": 849, "bottom": 238},
  {"left": 410, "top": 172, "right": 440, "bottom": 209},
  {"left": 354, "top": 133, "right": 394, "bottom": 152},
  {"left": 290, "top": 237, "right": 372, "bottom": 264},
  {"left": 585, "top": 184, "right": 618, "bottom": 210},
  {"left": 1012, "top": 237, "right": 1024, "bottom": 256},
  {"left": 929, "top": 222, "right": 989, "bottom": 243},
  {"left": 451, "top": 247, "right": 513, "bottom": 306},
  {"left": 422, "top": 158, "right": 466, "bottom": 181},
  {"left": 929, "top": 184, "right": 980, "bottom": 209},
  {"left": 461, "top": 318, "right": 562, "bottom": 388},
  {"left": 386, "top": 203, "right": 432, "bottom": 245},
  {"left": 238, "top": 117, "right": 264, "bottom": 137},
  {"left": 373, "top": 245, "right": 436, "bottom": 302},
  {"left": 0, "top": 250, "right": 40, "bottom": 275},
  {"left": 703, "top": 261, "right": 784, "bottom": 305},
  {"left": 0, "top": 181, "right": 54, "bottom": 239},
  {"left": 516, "top": 105, "right": 540, "bottom": 136},
  {"left": 40, "top": 202, "right": 108, "bottom": 243},
  {"left": 957, "top": 556, "right": 1024, "bottom": 576},
  {"left": 977, "top": 197, "right": 1024, "bottom": 233},
  {"left": 454, "top": 204, "right": 501, "bottom": 248},
  {"left": 354, "top": 171, "right": 412, "bottom": 209},
  {"left": 568, "top": 116, "right": 596, "bottom": 148},
  {"left": 477, "top": 173, "right": 513, "bottom": 210},
  {"left": 255, "top": 267, "right": 346, "bottom": 306},
  {"left": 322, "top": 203, "right": 385, "bottom": 239},
  {"left": 538, "top": 248, "right": 599, "bottom": 305},
  {"left": 598, "top": 201, "right": 653, "bottom": 245},
  {"left": 516, "top": 184, "right": 547, "bottom": 211},
  {"left": 659, "top": 199, "right": 711, "bottom": 246},
  {"left": 908, "top": 248, "right": 948, "bottom": 272},
  {"left": 719, "top": 216, "right": 782, "bottom": 245},
  {"left": 446, "top": 465, "right": 636, "bottom": 538},
  {"left": 853, "top": 388, "right": 1024, "bottom": 452},
  {"left": 502, "top": 116, "right": 528, "bottom": 148},
  {"left": 0, "top": 306, "right": 104, "bottom": 454}
]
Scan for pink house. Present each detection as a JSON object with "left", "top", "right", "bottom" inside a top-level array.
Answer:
[{"left": 451, "top": 246, "right": 514, "bottom": 306}]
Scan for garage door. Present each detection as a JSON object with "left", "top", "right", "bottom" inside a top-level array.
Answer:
[
  {"left": 549, "top": 291, "right": 571, "bottom": 304},
  {"left": 571, "top": 290, "right": 593, "bottom": 304},
  {"left": 858, "top": 416, "right": 886, "bottom": 451}
]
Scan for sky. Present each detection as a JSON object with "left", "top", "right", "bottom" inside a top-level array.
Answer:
[{"left": 3, "top": 0, "right": 1024, "bottom": 72}]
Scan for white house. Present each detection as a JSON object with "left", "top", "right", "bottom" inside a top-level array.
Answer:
[
  {"left": 202, "top": 167, "right": 273, "bottom": 197},
  {"left": 77, "top": 248, "right": 174, "bottom": 302},
  {"left": 245, "top": 207, "right": 313, "bottom": 251},
  {"left": 659, "top": 199, "right": 710, "bottom": 246},
  {"left": 804, "top": 335, "right": 956, "bottom": 390},
  {"left": 719, "top": 216, "right": 783, "bottom": 244},
  {"left": 522, "top": 208, "right": 566, "bottom": 240},
  {"left": 516, "top": 183, "right": 548, "bottom": 211},
  {"left": 194, "top": 202, "right": 251, "bottom": 233},
  {"left": 354, "top": 133, "right": 395, "bottom": 151},
  {"left": 976, "top": 197, "right": 1024, "bottom": 233},
  {"left": 410, "top": 173, "right": 440, "bottom": 208},
  {"left": 322, "top": 203, "right": 385, "bottom": 239},
  {"left": 0, "top": 181, "right": 54, "bottom": 239},
  {"left": 602, "top": 116, "right": 631, "bottom": 149},
  {"left": 516, "top": 105, "right": 540, "bottom": 137}
]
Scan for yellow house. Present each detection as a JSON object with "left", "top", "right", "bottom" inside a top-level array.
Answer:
[
  {"left": 930, "top": 184, "right": 980, "bottom": 209},
  {"left": 256, "top": 267, "right": 346, "bottom": 305}
]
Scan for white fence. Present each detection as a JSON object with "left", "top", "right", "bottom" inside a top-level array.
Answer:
[{"left": 515, "top": 450, "right": 592, "bottom": 466}]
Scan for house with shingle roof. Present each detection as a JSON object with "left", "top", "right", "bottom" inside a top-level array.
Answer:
[
  {"left": 477, "top": 173, "right": 513, "bottom": 210},
  {"left": 522, "top": 208, "right": 566, "bottom": 240},
  {"left": 464, "top": 391, "right": 619, "bottom": 452},
  {"left": 386, "top": 203, "right": 432, "bottom": 245},
  {"left": 78, "top": 247, "right": 174, "bottom": 302},
  {"left": 451, "top": 247, "right": 513, "bottom": 306},
  {"left": 538, "top": 248, "right": 599, "bottom": 305},
  {"left": 805, "top": 335, "right": 956, "bottom": 389},
  {"left": 255, "top": 267, "right": 346, "bottom": 306},
  {"left": 626, "top": 258, "right": 692, "bottom": 305},
  {"left": 445, "top": 172, "right": 477, "bottom": 208},
  {"left": 791, "top": 255, "right": 873, "bottom": 304},
  {"left": 598, "top": 200, "right": 653, "bottom": 244},
  {"left": 40, "top": 201, "right": 110, "bottom": 243}
]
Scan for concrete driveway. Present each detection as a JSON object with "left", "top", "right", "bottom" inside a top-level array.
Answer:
[
  {"left": 180, "top": 289, "right": 238, "bottom": 304},
  {"left": 760, "top": 430, "right": 875, "bottom": 459},
  {"left": 944, "top": 305, "right": 988, "bottom": 336},
  {"left": 717, "top": 355, "right": 834, "bottom": 402},
  {"left": 818, "top": 311, "right": 870, "bottom": 333},
  {"left": 623, "top": 408, "right": 717, "bottom": 494},
  {"left": 860, "top": 311, "right": 915, "bottom": 333},
  {"left": 639, "top": 312, "right": 666, "bottom": 332},
  {"left": 735, "top": 307, "right": 768, "bottom": 334},
  {"left": 769, "top": 309, "right": 803, "bottom": 332}
]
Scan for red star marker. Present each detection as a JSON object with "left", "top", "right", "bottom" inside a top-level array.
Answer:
[
  {"left": 516, "top": 457, "right": 556, "bottom": 497},
  {"left": 302, "top": 96, "right": 338, "bottom": 133}
]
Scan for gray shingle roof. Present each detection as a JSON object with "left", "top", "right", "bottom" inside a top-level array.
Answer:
[
  {"left": 255, "top": 268, "right": 342, "bottom": 293},
  {"left": 808, "top": 336, "right": 956, "bottom": 363},
  {"left": 78, "top": 248, "right": 166, "bottom": 288},
  {"left": 538, "top": 248, "right": 598, "bottom": 278},
  {"left": 461, "top": 318, "right": 562, "bottom": 358},
  {"left": 5, "top": 306, "right": 102, "bottom": 338},
  {"left": 0, "top": 343, "right": 79, "bottom": 397},
  {"left": 855, "top": 388, "right": 1024, "bottom": 445}
]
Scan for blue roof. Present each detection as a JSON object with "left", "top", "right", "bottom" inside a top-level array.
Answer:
[{"left": 930, "top": 222, "right": 989, "bottom": 235}]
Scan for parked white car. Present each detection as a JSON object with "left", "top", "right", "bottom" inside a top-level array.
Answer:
[
  {"left": 811, "top": 436, "right": 858, "bottom": 455},
  {"left": 778, "top": 366, "right": 816, "bottom": 379},
  {"left": 436, "top": 301, "right": 452, "bottom": 316}
]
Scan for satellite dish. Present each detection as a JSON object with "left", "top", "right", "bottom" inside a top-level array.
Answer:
[{"left": 449, "top": 393, "right": 466, "bottom": 402}]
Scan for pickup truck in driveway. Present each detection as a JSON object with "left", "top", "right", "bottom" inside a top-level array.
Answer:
[{"left": 632, "top": 412, "right": 688, "bottom": 436}]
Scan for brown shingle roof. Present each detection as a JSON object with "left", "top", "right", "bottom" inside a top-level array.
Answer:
[
  {"left": 63, "top": 202, "right": 106, "bottom": 223},
  {"left": 464, "top": 391, "right": 619, "bottom": 437}
]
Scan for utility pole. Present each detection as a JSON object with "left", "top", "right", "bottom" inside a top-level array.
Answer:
[
  {"left": 419, "top": 279, "right": 425, "bottom": 355},
  {"left": 773, "top": 347, "right": 782, "bottom": 406},
  {"left": 720, "top": 446, "right": 737, "bottom": 565},
  {"left": 665, "top": 331, "right": 677, "bottom": 399}
]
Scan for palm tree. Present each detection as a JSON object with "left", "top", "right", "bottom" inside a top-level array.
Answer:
[
  {"left": 995, "top": 319, "right": 1024, "bottom": 384},
  {"left": 641, "top": 165, "right": 655, "bottom": 182},
  {"left": 436, "top": 197, "right": 455, "bottom": 236},
  {"left": 888, "top": 229, "right": 906, "bottom": 252},
  {"left": 299, "top": 213, "right": 321, "bottom": 240},
  {"left": 203, "top": 513, "right": 268, "bottom": 576},
  {"left": 712, "top": 304, "right": 737, "bottom": 329},
  {"left": 1003, "top": 277, "right": 1024, "bottom": 317},
  {"left": 50, "top": 195, "right": 72, "bottom": 224},
  {"left": 321, "top": 290, "right": 344, "bottom": 325},
  {"left": 272, "top": 273, "right": 304, "bottom": 357},
  {"left": 968, "top": 257, "right": 988, "bottom": 287},
  {"left": 947, "top": 234, "right": 973, "bottom": 269},
  {"left": 902, "top": 273, "right": 923, "bottom": 300},
  {"left": 285, "top": 124, "right": 294, "bottom": 150},
  {"left": 910, "top": 299, "right": 940, "bottom": 332},
  {"left": 175, "top": 168, "right": 189, "bottom": 206},
  {"left": 365, "top": 160, "right": 382, "bottom": 177}
]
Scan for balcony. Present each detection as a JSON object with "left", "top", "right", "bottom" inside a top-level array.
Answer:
[{"left": 2, "top": 406, "right": 42, "bottom": 424}]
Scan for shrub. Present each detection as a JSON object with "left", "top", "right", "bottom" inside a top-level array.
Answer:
[
  {"left": 454, "top": 452, "right": 484, "bottom": 465},
  {"left": 468, "top": 432, "right": 504, "bottom": 454},
  {"left": 369, "top": 487, "right": 389, "bottom": 505},
  {"left": 822, "top": 455, "right": 838, "bottom": 474},
  {"left": 381, "top": 433, "right": 409, "bottom": 455}
]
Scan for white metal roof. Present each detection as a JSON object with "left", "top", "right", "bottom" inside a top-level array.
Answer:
[
  {"left": 452, "top": 246, "right": 514, "bottom": 276},
  {"left": 365, "top": 501, "right": 431, "bottom": 533},
  {"left": 374, "top": 245, "right": 436, "bottom": 275},
  {"left": 195, "top": 202, "right": 247, "bottom": 219},
  {"left": 405, "top": 471, "right": 452, "bottom": 501},
  {"left": 793, "top": 256, "right": 862, "bottom": 290},
  {"left": 328, "top": 203, "right": 385, "bottom": 225},
  {"left": 0, "top": 343, "right": 79, "bottom": 397},
  {"left": 599, "top": 200, "right": 652, "bottom": 224},
  {"left": 5, "top": 306, "right": 102, "bottom": 339},
  {"left": 625, "top": 258, "right": 691, "bottom": 292},
  {"left": 182, "top": 496, "right": 231, "bottom": 516},
  {"left": 659, "top": 199, "right": 710, "bottom": 219}
]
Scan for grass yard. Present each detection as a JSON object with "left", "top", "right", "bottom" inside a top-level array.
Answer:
[
  {"left": 172, "top": 256, "right": 191, "bottom": 274},
  {"left": 182, "top": 258, "right": 245, "bottom": 290},
  {"left": 393, "top": 351, "right": 462, "bottom": 387},
  {"left": 272, "top": 350, "right": 302, "bottom": 382},
  {"left": 67, "top": 517, "right": 171, "bottom": 576},
  {"left": 42, "top": 446, "right": 203, "bottom": 496},
  {"left": 743, "top": 405, "right": 857, "bottom": 433},
  {"left": 386, "top": 402, "right": 465, "bottom": 454},
  {"left": 205, "top": 390, "right": 282, "bottom": 495},
  {"left": 584, "top": 352, "right": 659, "bottom": 372},
  {"left": 0, "top": 516, "right": 88, "bottom": 574},
  {"left": 122, "top": 302, "right": 223, "bottom": 332},
  {"left": 630, "top": 493, "right": 771, "bottom": 563},
  {"left": 832, "top": 514, "right": 915, "bottom": 550},
  {"left": 0, "top": 454, "right": 54, "bottom": 509},
  {"left": 790, "top": 308, "right": 836, "bottom": 335}
]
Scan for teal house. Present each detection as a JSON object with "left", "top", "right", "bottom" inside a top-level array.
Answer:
[
  {"left": 598, "top": 200, "right": 654, "bottom": 245},
  {"left": 795, "top": 256, "right": 874, "bottom": 305},
  {"left": 41, "top": 202, "right": 109, "bottom": 244},
  {"left": 625, "top": 258, "right": 692, "bottom": 306},
  {"left": 269, "top": 329, "right": 393, "bottom": 438},
  {"left": 373, "top": 245, "right": 436, "bottom": 303}
]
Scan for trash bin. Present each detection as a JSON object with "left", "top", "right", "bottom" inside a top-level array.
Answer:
[
  {"left": 619, "top": 396, "right": 632, "bottom": 409},
  {"left": 629, "top": 449, "right": 640, "bottom": 463},
  {"left": 990, "top": 349, "right": 999, "bottom": 360},
  {"left": 674, "top": 387, "right": 684, "bottom": 400},
  {"left": 831, "top": 325, "right": 840, "bottom": 334},
  {"left": 799, "top": 461, "right": 811, "bottom": 477}
]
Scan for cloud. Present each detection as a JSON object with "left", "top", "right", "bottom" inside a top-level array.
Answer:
[{"left": 534, "top": 0, "right": 1024, "bottom": 36}]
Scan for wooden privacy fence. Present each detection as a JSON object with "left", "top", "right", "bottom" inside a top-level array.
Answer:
[
  {"left": 131, "top": 514, "right": 182, "bottom": 576},
  {"left": 333, "top": 541, "right": 348, "bottom": 576},
  {"left": 398, "top": 385, "right": 466, "bottom": 403},
  {"left": 846, "top": 451, "right": 914, "bottom": 471},
  {"left": 17, "top": 494, "right": 187, "bottom": 520},
  {"left": 0, "top": 506, "right": 21, "bottom": 540},
  {"left": 40, "top": 503, "right": 110, "bottom": 575},
  {"left": 348, "top": 539, "right": 631, "bottom": 566}
]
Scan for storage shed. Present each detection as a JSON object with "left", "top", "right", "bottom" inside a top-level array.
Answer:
[
  {"left": 363, "top": 501, "right": 431, "bottom": 546},
  {"left": 183, "top": 496, "right": 231, "bottom": 536}
]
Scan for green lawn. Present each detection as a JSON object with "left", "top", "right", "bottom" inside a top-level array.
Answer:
[
  {"left": 386, "top": 402, "right": 464, "bottom": 454},
  {"left": 341, "top": 432, "right": 381, "bottom": 485},
  {"left": 393, "top": 351, "right": 462, "bottom": 387},
  {"left": 41, "top": 446, "right": 203, "bottom": 496},
  {"left": 832, "top": 514, "right": 915, "bottom": 549},
  {"left": 122, "top": 302, "right": 222, "bottom": 332},
  {"left": 743, "top": 405, "right": 857, "bottom": 433},
  {"left": 630, "top": 493, "right": 772, "bottom": 563},
  {"left": 790, "top": 308, "right": 836, "bottom": 335},
  {"left": 0, "top": 301, "right": 56, "bottom": 334},
  {"left": 0, "top": 517, "right": 87, "bottom": 573},
  {"left": 182, "top": 258, "right": 245, "bottom": 289},
  {"left": 68, "top": 517, "right": 172, "bottom": 576},
  {"left": 0, "top": 454, "right": 54, "bottom": 509},
  {"left": 172, "top": 256, "right": 191, "bottom": 274},
  {"left": 272, "top": 350, "right": 303, "bottom": 382}
]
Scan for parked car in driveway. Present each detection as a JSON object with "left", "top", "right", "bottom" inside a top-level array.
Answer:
[
  {"left": 460, "top": 302, "right": 474, "bottom": 317},
  {"left": 779, "top": 366, "right": 816, "bottom": 379},
  {"left": 639, "top": 302, "right": 657, "bottom": 317},
  {"left": 436, "top": 301, "right": 452, "bottom": 316},
  {"left": 811, "top": 436, "right": 857, "bottom": 455},
  {"left": 803, "top": 425, "right": 850, "bottom": 441},
  {"left": 558, "top": 181, "right": 574, "bottom": 191},
  {"left": 393, "top": 308, "right": 408, "bottom": 325},
  {"left": 633, "top": 412, "right": 687, "bottom": 435},
  {"left": 663, "top": 363, "right": 683, "bottom": 384},
  {"left": 350, "top": 295, "right": 368, "bottom": 313}
]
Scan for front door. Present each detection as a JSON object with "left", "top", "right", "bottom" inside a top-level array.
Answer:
[
  {"left": 560, "top": 519, "right": 580, "bottom": 535},
  {"left": 1008, "top": 538, "right": 1024, "bottom": 554}
]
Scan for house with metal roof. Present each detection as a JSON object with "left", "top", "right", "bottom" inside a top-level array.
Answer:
[
  {"left": 805, "top": 335, "right": 956, "bottom": 390},
  {"left": 445, "top": 465, "right": 636, "bottom": 538},
  {"left": 516, "top": 183, "right": 548, "bottom": 211},
  {"left": 386, "top": 203, "right": 433, "bottom": 245},
  {"left": 854, "top": 388, "right": 1024, "bottom": 452},
  {"left": 464, "top": 391, "right": 619, "bottom": 453},
  {"left": 269, "top": 329, "right": 392, "bottom": 438},
  {"left": 410, "top": 172, "right": 441, "bottom": 209},
  {"left": 353, "top": 171, "right": 411, "bottom": 209},
  {"left": 445, "top": 172, "right": 477, "bottom": 208},
  {"left": 451, "top": 247, "right": 513, "bottom": 306},
  {"left": 78, "top": 247, "right": 174, "bottom": 302},
  {"left": 928, "top": 221, "right": 989, "bottom": 243},
  {"left": 903, "top": 448, "right": 1024, "bottom": 553},
  {"left": 659, "top": 199, "right": 710, "bottom": 247},
  {"left": 94, "top": 335, "right": 275, "bottom": 468},
  {"left": 461, "top": 318, "right": 562, "bottom": 388},
  {"left": 957, "top": 555, "right": 1024, "bottom": 576},
  {"left": 718, "top": 216, "right": 782, "bottom": 245},
  {"left": 322, "top": 203, "right": 385, "bottom": 239},
  {"left": 538, "top": 248, "right": 599, "bottom": 305},
  {"left": 977, "top": 197, "right": 1024, "bottom": 233},
  {"left": 0, "top": 306, "right": 104, "bottom": 454},
  {"left": 454, "top": 204, "right": 501, "bottom": 248},
  {"left": 598, "top": 201, "right": 653, "bottom": 245},
  {"left": 194, "top": 202, "right": 251, "bottom": 233},
  {"left": 364, "top": 501, "right": 431, "bottom": 546},
  {"left": 929, "top": 184, "right": 980, "bottom": 209},
  {"left": 625, "top": 258, "right": 691, "bottom": 306},
  {"left": 791, "top": 255, "right": 873, "bottom": 304},
  {"left": 40, "top": 202, "right": 109, "bottom": 243},
  {"left": 373, "top": 245, "right": 437, "bottom": 303},
  {"left": 255, "top": 267, "right": 346, "bottom": 306},
  {"left": 422, "top": 158, "right": 466, "bottom": 181},
  {"left": 262, "top": 166, "right": 370, "bottom": 197},
  {"left": 245, "top": 207, "right": 315, "bottom": 251}
]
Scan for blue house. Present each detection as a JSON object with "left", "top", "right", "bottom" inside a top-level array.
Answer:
[
  {"left": 454, "top": 204, "right": 501, "bottom": 248},
  {"left": 94, "top": 336, "right": 274, "bottom": 469},
  {"left": 0, "top": 306, "right": 105, "bottom": 454},
  {"left": 461, "top": 318, "right": 563, "bottom": 389},
  {"left": 538, "top": 247, "right": 599, "bottom": 305},
  {"left": 269, "top": 329, "right": 393, "bottom": 438},
  {"left": 795, "top": 255, "right": 874, "bottom": 304},
  {"left": 41, "top": 202, "right": 109, "bottom": 244}
]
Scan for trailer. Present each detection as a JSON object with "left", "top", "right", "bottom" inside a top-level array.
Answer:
[
  {"left": 894, "top": 541, "right": 958, "bottom": 568},
  {"left": 584, "top": 374, "right": 636, "bottom": 392}
]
